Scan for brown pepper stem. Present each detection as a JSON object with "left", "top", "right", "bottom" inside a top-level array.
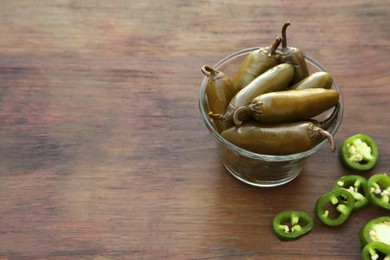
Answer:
[
  {"left": 202, "top": 65, "right": 225, "bottom": 81},
  {"left": 281, "top": 21, "right": 291, "bottom": 49},
  {"left": 269, "top": 36, "right": 282, "bottom": 56},
  {"left": 201, "top": 65, "right": 214, "bottom": 77},
  {"left": 232, "top": 106, "right": 249, "bottom": 126},
  {"left": 208, "top": 111, "right": 226, "bottom": 121},
  {"left": 310, "top": 125, "right": 336, "bottom": 152}
]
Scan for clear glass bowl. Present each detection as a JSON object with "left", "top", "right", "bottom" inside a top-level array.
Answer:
[{"left": 199, "top": 47, "right": 344, "bottom": 187}]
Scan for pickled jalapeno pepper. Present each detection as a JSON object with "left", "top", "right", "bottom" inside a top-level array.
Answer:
[
  {"left": 221, "top": 121, "right": 335, "bottom": 155},
  {"left": 201, "top": 65, "right": 236, "bottom": 133},
  {"left": 290, "top": 71, "right": 334, "bottom": 90},
  {"left": 232, "top": 36, "right": 282, "bottom": 92},
  {"left": 233, "top": 88, "right": 340, "bottom": 125},
  {"left": 209, "top": 63, "right": 294, "bottom": 123}
]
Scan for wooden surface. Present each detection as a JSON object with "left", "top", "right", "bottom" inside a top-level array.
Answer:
[{"left": 0, "top": 1, "right": 389, "bottom": 259}]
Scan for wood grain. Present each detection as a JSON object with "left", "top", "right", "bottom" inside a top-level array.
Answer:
[{"left": 0, "top": 0, "right": 389, "bottom": 259}]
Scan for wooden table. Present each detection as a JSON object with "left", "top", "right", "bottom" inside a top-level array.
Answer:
[{"left": 1, "top": 1, "right": 389, "bottom": 259}]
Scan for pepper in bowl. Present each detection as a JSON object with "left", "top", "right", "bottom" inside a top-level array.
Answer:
[{"left": 199, "top": 22, "right": 343, "bottom": 187}]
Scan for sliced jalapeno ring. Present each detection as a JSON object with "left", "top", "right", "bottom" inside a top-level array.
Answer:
[
  {"left": 366, "top": 173, "right": 390, "bottom": 210},
  {"left": 315, "top": 189, "right": 354, "bottom": 227},
  {"left": 333, "top": 175, "right": 369, "bottom": 211},
  {"left": 361, "top": 242, "right": 390, "bottom": 260},
  {"left": 359, "top": 216, "right": 390, "bottom": 248},
  {"left": 339, "top": 134, "right": 379, "bottom": 171},
  {"left": 272, "top": 210, "right": 313, "bottom": 240}
]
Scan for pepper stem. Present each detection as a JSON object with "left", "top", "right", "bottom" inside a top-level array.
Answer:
[
  {"left": 232, "top": 106, "right": 249, "bottom": 126},
  {"left": 208, "top": 111, "right": 226, "bottom": 121},
  {"left": 281, "top": 21, "right": 291, "bottom": 49},
  {"left": 314, "top": 126, "right": 336, "bottom": 152},
  {"left": 269, "top": 36, "right": 282, "bottom": 56},
  {"left": 201, "top": 65, "right": 215, "bottom": 77}
]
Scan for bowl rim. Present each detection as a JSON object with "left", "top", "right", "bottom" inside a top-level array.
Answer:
[{"left": 199, "top": 47, "right": 344, "bottom": 162}]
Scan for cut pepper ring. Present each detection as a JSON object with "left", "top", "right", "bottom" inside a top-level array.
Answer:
[
  {"left": 315, "top": 189, "right": 354, "bottom": 227},
  {"left": 366, "top": 173, "right": 390, "bottom": 210},
  {"left": 361, "top": 242, "right": 390, "bottom": 260},
  {"left": 339, "top": 134, "right": 379, "bottom": 171},
  {"left": 333, "top": 175, "right": 369, "bottom": 211},
  {"left": 359, "top": 216, "right": 390, "bottom": 248},
  {"left": 272, "top": 210, "right": 313, "bottom": 240}
]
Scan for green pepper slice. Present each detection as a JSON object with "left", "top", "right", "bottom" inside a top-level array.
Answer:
[
  {"left": 361, "top": 242, "right": 390, "bottom": 260},
  {"left": 339, "top": 134, "right": 379, "bottom": 171},
  {"left": 333, "top": 175, "right": 369, "bottom": 211},
  {"left": 272, "top": 210, "right": 313, "bottom": 240},
  {"left": 359, "top": 216, "right": 390, "bottom": 248},
  {"left": 315, "top": 189, "right": 354, "bottom": 227},
  {"left": 366, "top": 173, "right": 390, "bottom": 210}
]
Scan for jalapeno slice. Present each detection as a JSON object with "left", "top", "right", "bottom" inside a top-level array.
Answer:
[
  {"left": 366, "top": 173, "right": 390, "bottom": 210},
  {"left": 339, "top": 134, "right": 379, "bottom": 171},
  {"left": 359, "top": 216, "right": 390, "bottom": 248},
  {"left": 333, "top": 175, "right": 369, "bottom": 211},
  {"left": 361, "top": 242, "right": 390, "bottom": 260},
  {"left": 315, "top": 189, "right": 354, "bottom": 227},
  {"left": 272, "top": 210, "right": 313, "bottom": 240}
]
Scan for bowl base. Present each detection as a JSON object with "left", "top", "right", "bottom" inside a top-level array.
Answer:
[{"left": 223, "top": 162, "right": 301, "bottom": 188}]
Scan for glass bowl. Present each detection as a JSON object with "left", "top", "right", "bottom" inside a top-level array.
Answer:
[{"left": 199, "top": 47, "right": 344, "bottom": 188}]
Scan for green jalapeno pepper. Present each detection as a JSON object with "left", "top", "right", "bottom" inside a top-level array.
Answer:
[
  {"left": 232, "top": 36, "right": 282, "bottom": 92},
  {"left": 272, "top": 210, "right": 313, "bottom": 240},
  {"left": 290, "top": 71, "right": 334, "bottom": 90},
  {"left": 359, "top": 216, "right": 390, "bottom": 248},
  {"left": 209, "top": 63, "right": 294, "bottom": 123},
  {"left": 221, "top": 120, "right": 335, "bottom": 155},
  {"left": 201, "top": 65, "right": 236, "bottom": 133},
  {"left": 233, "top": 88, "right": 340, "bottom": 125},
  {"left": 279, "top": 22, "right": 309, "bottom": 84},
  {"left": 333, "top": 175, "right": 369, "bottom": 211},
  {"left": 366, "top": 173, "right": 390, "bottom": 210},
  {"left": 339, "top": 134, "right": 379, "bottom": 171},
  {"left": 362, "top": 242, "right": 390, "bottom": 260},
  {"left": 315, "top": 189, "right": 354, "bottom": 227}
]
